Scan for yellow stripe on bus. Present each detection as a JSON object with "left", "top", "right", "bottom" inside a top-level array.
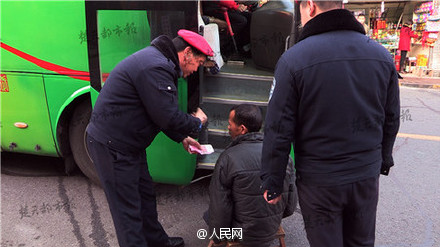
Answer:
[{"left": 397, "top": 133, "right": 440, "bottom": 142}]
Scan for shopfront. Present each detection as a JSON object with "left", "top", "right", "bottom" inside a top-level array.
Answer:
[{"left": 346, "top": 0, "right": 440, "bottom": 77}]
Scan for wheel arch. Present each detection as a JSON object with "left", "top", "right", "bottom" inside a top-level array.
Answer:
[{"left": 55, "top": 86, "right": 91, "bottom": 159}]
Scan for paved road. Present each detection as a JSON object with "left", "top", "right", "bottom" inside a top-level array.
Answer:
[{"left": 1, "top": 86, "right": 439, "bottom": 247}]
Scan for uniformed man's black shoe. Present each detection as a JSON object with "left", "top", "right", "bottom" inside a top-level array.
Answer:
[{"left": 164, "top": 237, "right": 184, "bottom": 247}]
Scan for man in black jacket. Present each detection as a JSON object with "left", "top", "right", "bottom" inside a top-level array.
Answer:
[
  {"left": 206, "top": 104, "right": 296, "bottom": 247},
  {"left": 260, "top": 1, "right": 400, "bottom": 247},
  {"left": 86, "top": 30, "right": 213, "bottom": 247}
]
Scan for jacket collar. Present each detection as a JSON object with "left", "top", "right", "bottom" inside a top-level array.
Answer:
[
  {"left": 227, "top": 132, "right": 264, "bottom": 149},
  {"left": 151, "top": 35, "right": 181, "bottom": 76},
  {"left": 298, "top": 9, "right": 365, "bottom": 42}
]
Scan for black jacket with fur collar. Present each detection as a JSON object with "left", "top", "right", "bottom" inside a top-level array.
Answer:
[
  {"left": 299, "top": 9, "right": 366, "bottom": 41},
  {"left": 261, "top": 9, "right": 400, "bottom": 192}
]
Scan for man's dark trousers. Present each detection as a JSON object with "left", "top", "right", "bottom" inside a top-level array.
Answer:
[
  {"left": 297, "top": 176, "right": 379, "bottom": 247},
  {"left": 87, "top": 135, "right": 169, "bottom": 247},
  {"left": 400, "top": 50, "right": 408, "bottom": 72}
]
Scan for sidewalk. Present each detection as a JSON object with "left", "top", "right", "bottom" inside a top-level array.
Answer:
[{"left": 399, "top": 73, "right": 440, "bottom": 89}]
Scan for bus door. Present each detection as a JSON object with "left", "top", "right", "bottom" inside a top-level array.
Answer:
[{"left": 85, "top": 1, "right": 200, "bottom": 185}]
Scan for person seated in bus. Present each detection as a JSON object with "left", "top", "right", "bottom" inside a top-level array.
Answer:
[
  {"left": 202, "top": 0, "right": 252, "bottom": 57},
  {"left": 204, "top": 104, "right": 296, "bottom": 246}
]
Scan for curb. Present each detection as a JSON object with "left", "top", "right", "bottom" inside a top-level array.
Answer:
[{"left": 399, "top": 82, "right": 440, "bottom": 90}]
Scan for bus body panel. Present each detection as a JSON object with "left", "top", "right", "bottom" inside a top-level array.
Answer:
[
  {"left": 1, "top": 0, "right": 88, "bottom": 156},
  {"left": 1, "top": 73, "right": 58, "bottom": 156}
]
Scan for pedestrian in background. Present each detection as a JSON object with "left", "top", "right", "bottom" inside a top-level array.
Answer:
[
  {"left": 398, "top": 21, "right": 418, "bottom": 73},
  {"left": 260, "top": 1, "right": 400, "bottom": 246},
  {"left": 356, "top": 13, "right": 370, "bottom": 35},
  {"left": 86, "top": 29, "right": 213, "bottom": 247}
]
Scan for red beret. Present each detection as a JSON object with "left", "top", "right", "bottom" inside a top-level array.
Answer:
[{"left": 178, "top": 29, "right": 214, "bottom": 57}]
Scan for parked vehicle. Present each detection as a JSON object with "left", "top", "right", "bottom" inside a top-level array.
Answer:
[{"left": 1, "top": 0, "right": 297, "bottom": 185}]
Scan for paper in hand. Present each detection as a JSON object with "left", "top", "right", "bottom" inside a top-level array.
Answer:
[{"left": 189, "top": 144, "right": 214, "bottom": 155}]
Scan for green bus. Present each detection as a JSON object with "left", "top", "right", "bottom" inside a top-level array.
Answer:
[{"left": 1, "top": 0, "right": 297, "bottom": 185}]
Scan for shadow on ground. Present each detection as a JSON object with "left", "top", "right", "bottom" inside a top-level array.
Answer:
[{"left": 1, "top": 152, "right": 69, "bottom": 177}]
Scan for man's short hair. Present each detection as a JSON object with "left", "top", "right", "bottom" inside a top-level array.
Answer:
[
  {"left": 172, "top": 36, "right": 205, "bottom": 57},
  {"left": 230, "top": 104, "right": 263, "bottom": 133},
  {"left": 300, "top": 0, "right": 342, "bottom": 10}
]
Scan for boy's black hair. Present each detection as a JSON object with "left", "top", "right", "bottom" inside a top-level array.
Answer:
[{"left": 299, "top": 0, "right": 343, "bottom": 10}]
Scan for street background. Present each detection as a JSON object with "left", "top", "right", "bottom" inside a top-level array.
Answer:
[{"left": 1, "top": 83, "right": 440, "bottom": 247}]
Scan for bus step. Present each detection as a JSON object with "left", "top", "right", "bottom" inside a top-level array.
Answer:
[
  {"left": 202, "top": 96, "right": 268, "bottom": 106},
  {"left": 196, "top": 148, "right": 224, "bottom": 170}
]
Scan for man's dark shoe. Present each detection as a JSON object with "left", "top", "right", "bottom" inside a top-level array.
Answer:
[{"left": 164, "top": 237, "right": 184, "bottom": 247}]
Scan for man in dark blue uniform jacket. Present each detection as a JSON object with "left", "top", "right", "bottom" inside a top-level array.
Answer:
[
  {"left": 86, "top": 29, "right": 214, "bottom": 247},
  {"left": 260, "top": 1, "right": 400, "bottom": 247}
]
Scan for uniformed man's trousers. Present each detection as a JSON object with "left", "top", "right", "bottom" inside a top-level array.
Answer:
[
  {"left": 87, "top": 135, "right": 169, "bottom": 247},
  {"left": 297, "top": 176, "right": 379, "bottom": 247}
]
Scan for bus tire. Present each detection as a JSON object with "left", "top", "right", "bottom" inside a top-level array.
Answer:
[{"left": 69, "top": 99, "right": 101, "bottom": 186}]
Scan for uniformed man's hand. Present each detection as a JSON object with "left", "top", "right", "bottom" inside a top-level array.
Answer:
[
  {"left": 192, "top": 107, "right": 208, "bottom": 124},
  {"left": 182, "top": 136, "right": 202, "bottom": 154}
]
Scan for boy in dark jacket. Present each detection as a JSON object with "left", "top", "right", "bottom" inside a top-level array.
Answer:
[
  {"left": 206, "top": 104, "right": 296, "bottom": 247},
  {"left": 261, "top": 1, "right": 400, "bottom": 247}
]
